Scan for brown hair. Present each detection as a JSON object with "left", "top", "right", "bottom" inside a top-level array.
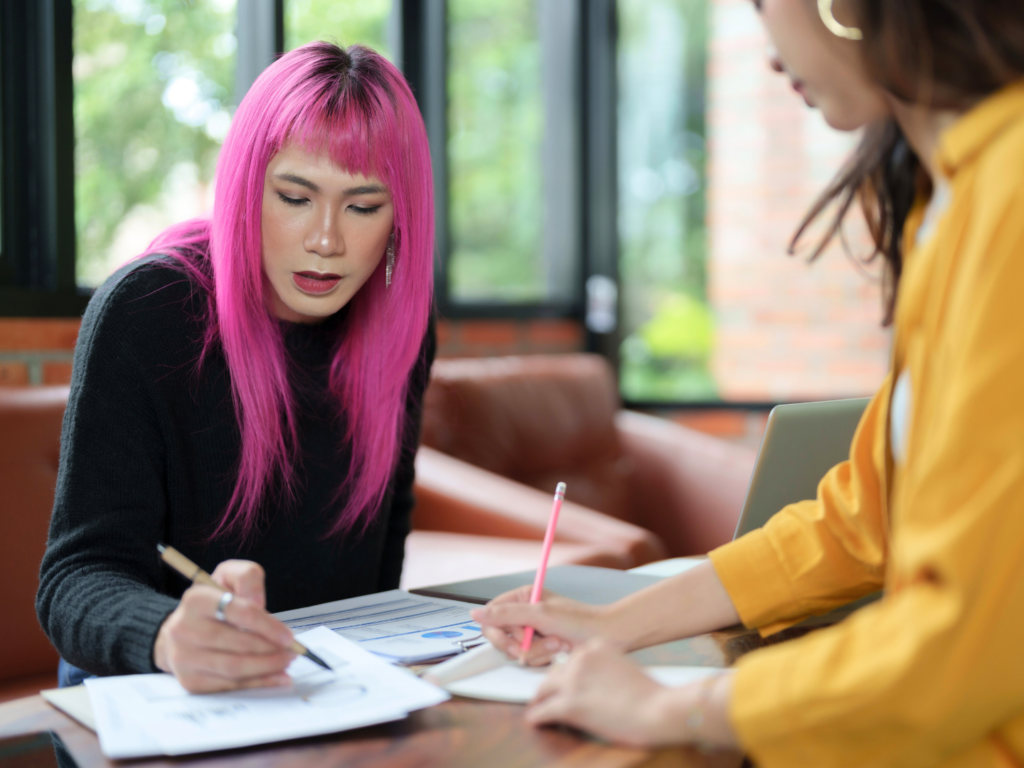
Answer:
[{"left": 792, "top": 0, "right": 1024, "bottom": 324}]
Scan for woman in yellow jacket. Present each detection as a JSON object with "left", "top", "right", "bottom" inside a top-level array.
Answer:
[{"left": 473, "top": 1, "right": 1024, "bottom": 765}]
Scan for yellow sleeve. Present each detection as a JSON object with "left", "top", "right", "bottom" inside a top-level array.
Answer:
[
  {"left": 721, "top": 176, "right": 1024, "bottom": 767},
  {"left": 708, "top": 377, "right": 890, "bottom": 636}
]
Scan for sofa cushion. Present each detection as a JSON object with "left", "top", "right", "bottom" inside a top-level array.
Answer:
[
  {"left": 0, "top": 387, "right": 66, "bottom": 685},
  {"left": 421, "top": 355, "right": 632, "bottom": 520}
]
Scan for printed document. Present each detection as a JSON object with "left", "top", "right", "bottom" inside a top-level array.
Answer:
[
  {"left": 85, "top": 626, "right": 449, "bottom": 759},
  {"left": 274, "top": 589, "right": 482, "bottom": 664}
]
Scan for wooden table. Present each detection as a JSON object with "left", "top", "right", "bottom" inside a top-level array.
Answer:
[{"left": 0, "top": 627, "right": 800, "bottom": 768}]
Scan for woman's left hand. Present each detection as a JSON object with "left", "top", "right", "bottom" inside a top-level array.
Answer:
[{"left": 525, "top": 639, "right": 739, "bottom": 750}]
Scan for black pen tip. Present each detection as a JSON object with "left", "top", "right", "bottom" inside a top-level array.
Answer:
[{"left": 305, "top": 649, "right": 332, "bottom": 671}]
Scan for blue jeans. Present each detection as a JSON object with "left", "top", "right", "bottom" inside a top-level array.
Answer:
[{"left": 57, "top": 658, "right": 94, "bottom": 687}]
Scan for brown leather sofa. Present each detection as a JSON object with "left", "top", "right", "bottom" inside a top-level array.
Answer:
[
  {"left": 411, "top": 355, "right": 757, "bottom": 569},
  {"left": 0, "top": 387, "right": 65, "bottom": 701}
]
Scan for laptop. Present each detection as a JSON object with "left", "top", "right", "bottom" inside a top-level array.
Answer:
[{"left": 735, "top": 397, "right": 871, "bottom": 538}]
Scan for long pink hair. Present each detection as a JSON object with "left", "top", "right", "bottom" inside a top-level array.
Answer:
[{"left": 145, "top": 42, "right": 434, "bottom": 540}]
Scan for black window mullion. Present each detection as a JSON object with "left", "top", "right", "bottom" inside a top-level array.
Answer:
[
  {"left": 397, "top": 0, "right": 450, "bottom": 314},
  {"left": 581, "top": 0, "right": 619, "bottom": 362},
  {"left": 0, "top": 0, "right": 85, "bottom": 317}
]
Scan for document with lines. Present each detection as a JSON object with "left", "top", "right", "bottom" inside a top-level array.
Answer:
[
  {"left": 274, "top": 589, "right": 483, "bottom": 664},
  {"left": 85, "top": 627, "right": 449, "bottom": 759}
]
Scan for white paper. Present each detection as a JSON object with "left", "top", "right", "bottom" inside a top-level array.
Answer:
[
  {"left": 274, "top": 589, "right": 482, "bottom": 663},
  {"left": 445, "top": 662, "right": 722, "bottom": 704},
  {"left": 422, "top": 642, "right": 506, "bottom": 687},
  {"left": 88, "top": 684, "right": 165, "bottom": 759},
  {"left": 41, "top": 686, "right": 96, "bottom": 732},
  {"left": 85, "top": 626, "right": 449, "bottom": 758}
]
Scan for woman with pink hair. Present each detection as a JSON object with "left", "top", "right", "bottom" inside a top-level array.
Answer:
[{"left": 37, "top": 42, "right": 434, "bottom": 693}]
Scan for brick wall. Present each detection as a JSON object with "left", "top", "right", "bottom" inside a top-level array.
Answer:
[
  {"left": 706, "top": 0, "right": 890, "bottom": 402},
  {"left": 0, "top": 318, "right": 585, "bottom": 388},
  {"left": 0, "top": 320, "right": 79, "bottom": 386}
]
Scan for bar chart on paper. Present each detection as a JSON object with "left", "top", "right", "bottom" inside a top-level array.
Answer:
[{"left": 274, "top": 589, "right": 484, "bottom": 664}]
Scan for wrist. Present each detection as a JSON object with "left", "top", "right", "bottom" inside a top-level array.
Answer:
[
  {"left": 152, "top": 609, "right": 177, "bottom": 674},
  {"left": 705, "top": 671, "right": 739, "bottom": 749},
  {"left": 597, "top": 602, "right": 637, "bottom": 650},
  {"left": 647, "top": 671, "right": 738, "bottom": 750},
  {"left": 153, "top": 626, "right": 169, "bottom": 673},
  {"left": 644, "top": 684, "right": 693, "bottom": 746}
]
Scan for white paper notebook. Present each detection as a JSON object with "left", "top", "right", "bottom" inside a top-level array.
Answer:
[{"left": 424, "top": 643, "right": 722, "bottom": 704}]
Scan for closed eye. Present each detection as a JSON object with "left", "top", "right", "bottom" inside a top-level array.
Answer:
[
  {"left": 278, "top": 192, "right": 308, "bottom": 206},
  {"left": 351, "top": 205, "right": 382, "bottom": 215}
]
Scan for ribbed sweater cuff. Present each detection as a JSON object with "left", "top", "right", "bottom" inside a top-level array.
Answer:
[{"left": 118, "top": 593, "right": 179, "bottom": 673}]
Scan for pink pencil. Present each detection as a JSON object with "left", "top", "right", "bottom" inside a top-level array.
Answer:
[{"left": 519, "top": 481, "right": 567, "bottom": 664}]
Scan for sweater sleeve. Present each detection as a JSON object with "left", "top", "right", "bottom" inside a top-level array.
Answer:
[
  {"left": 708, "top": 378, "right": 891, "bottom": 636},
  {"left": 376, "top": 316, "right": 436, "bottom": 592},
  {"left": 36, "top": 272, "right": 179, "bottom": 676}
]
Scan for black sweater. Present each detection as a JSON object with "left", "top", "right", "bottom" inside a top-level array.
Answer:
[{"left": 36, "top": 257, "right": 434, "bottom": 676}]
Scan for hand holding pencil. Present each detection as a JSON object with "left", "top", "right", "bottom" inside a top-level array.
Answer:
[
  {"left": 471, "top": 483, "right": 614, "bottom": 666},
  {"left": 153, "top": 544, "right": 329, "bottom": 693}
]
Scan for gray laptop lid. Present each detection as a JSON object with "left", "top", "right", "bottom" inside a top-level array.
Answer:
[{"left": 735, "top": 398, "right": 871, "bottom": 539}]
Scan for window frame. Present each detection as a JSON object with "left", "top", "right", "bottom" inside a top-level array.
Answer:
[
  {"left": 0, "top": 0, "right": 86, "bottom": 317},
  {"left": 2, "top": 0, "right": 783, "bottom": 409},
  {"left": 0, "top": 0, "right": 603, "bottom": 325}
]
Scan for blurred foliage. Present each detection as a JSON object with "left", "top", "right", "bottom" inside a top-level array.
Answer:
[
  {"left": 447, "top": 0, "right": 543, "bottom": 302},
  {"left": 641, "top": 292, "right": 713, "bottom": 359},
  {"left": 617, "top": 0, "right": 716, "bottom": 402},
  {"left": 285, "top": 0, "right": 391, "bottom": 55},
  {"left": 620, "top": 356, "right": 718, "bottom": 401},
  {"left": 73, "top": 0, "right": 236, "bottom": 287}
]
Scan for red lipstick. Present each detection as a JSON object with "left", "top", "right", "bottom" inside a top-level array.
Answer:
[{"left": 293, "top": 271, "right": 342, "bottom": 295}]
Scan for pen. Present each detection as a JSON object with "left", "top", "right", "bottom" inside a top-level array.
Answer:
[
  {"left": 519, "top": 482, "right": 566, "bottom": 665},
  {"left": 156, "top": 543, "right": 332, "bottom": 672}
]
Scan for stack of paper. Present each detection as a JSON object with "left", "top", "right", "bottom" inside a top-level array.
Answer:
[
  {"left": 85, "top": 627, "right": 449, "bottom": 759},
  {"left": 274, "top": 589, "right": 483, "bottom": 664},
  {"left": 424, "top": 643, "right": 723, "bottom": 704}
]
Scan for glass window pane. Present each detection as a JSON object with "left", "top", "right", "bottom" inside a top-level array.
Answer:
[
  {"left": 73, "top": 0, "right": 237, "bottom": 288},
  {"left": 284, "top": 0, "right": 392, "bottom": 56},
  {"left": 618, "top": 0, "right": 713, "bottom": 401},
  {"left": 618, "top": 0, "right": 889, "bottom": 403},
  {"left": 447, "top": 0, "right": 544, "bottom": 303}
]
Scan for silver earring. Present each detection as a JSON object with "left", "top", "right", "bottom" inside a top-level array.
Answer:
[{"left": 385, "top": 232, "right": 395, "bottom": 288}]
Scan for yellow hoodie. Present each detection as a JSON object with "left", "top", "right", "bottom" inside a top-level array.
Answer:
[{"left": 708, "top": 81, "right": 1024, "bottom": 767}]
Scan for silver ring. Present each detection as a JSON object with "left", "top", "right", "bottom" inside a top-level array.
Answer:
[{"left": 215, "top": 592, "right": 234, "bottom": 623}]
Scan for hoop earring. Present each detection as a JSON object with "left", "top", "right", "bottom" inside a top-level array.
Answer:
[
  {"left": 818, "top": 0, "right": 862, "bottom": 40},
  {"left": 385, "top": 232, "right": 395, "bottom": 288}
]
